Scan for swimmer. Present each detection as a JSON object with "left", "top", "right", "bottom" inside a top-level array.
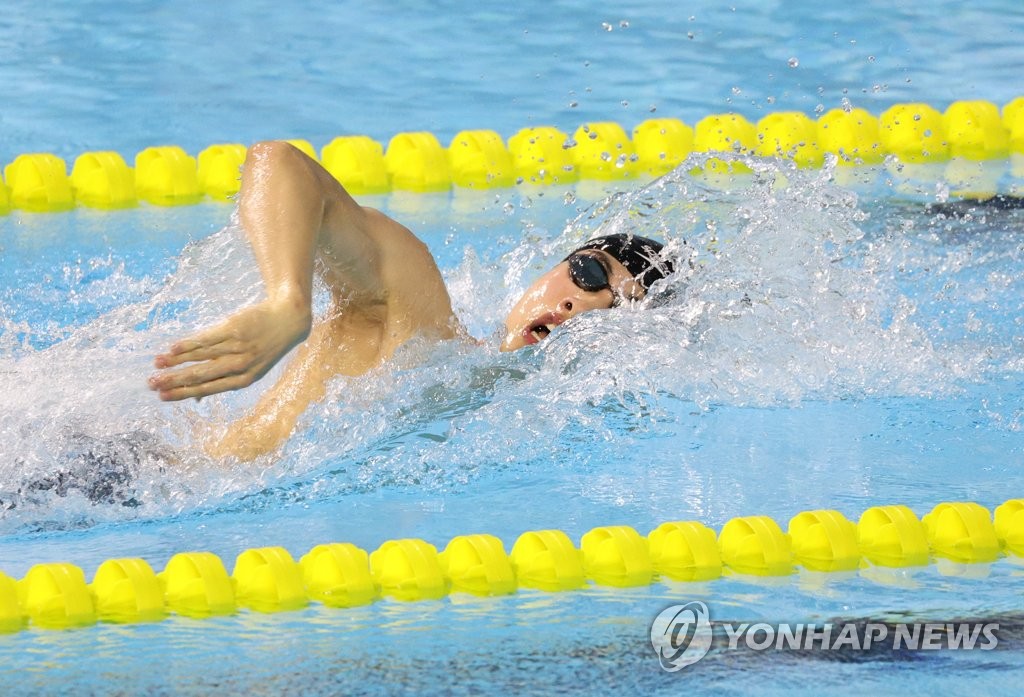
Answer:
[{"left": 148, "top": 141, "right": 674, "bottom": 460}]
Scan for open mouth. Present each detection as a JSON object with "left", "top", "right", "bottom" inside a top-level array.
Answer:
[
  {"left": 523, "top": 312, "right": 562, "bottom": 345},
  {"left": 526, "top": 322, "right": 554, "bottom": 343}
]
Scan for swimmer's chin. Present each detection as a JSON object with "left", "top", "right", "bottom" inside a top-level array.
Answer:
[{"left": 500, "top": 326, "right": 548, "bottom": 352}]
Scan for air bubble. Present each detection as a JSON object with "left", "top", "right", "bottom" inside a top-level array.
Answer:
[{"left": 788, "top": 57, "right": 799, "bottom": 68}]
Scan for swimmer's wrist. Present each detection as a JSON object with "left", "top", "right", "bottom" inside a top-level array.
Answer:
[{"left": 267, "top": 285, "right": 313, "bottom": 326}]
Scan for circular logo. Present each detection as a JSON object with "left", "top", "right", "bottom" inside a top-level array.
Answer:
[{"left": 650, "top": 601, "right": 713, "bottom": 671}]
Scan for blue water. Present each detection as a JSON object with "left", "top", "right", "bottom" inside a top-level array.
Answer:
[{"left": 1, "top": 1, "right": 1024, "bottom": 695}]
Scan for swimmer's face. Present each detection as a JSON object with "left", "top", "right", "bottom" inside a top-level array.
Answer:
[{"left": 500, "top": 250, "right": 642, "bottom": 351}]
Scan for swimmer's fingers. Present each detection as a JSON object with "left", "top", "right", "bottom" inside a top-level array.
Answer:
[
  {"left": 155, "top": 373, "right": 257, "bottom": 402},
  {"left": 154, "top": 318, "right": 245, "bottom": 366},
  {"left": 149, "top": 355, "right": 259, "bottom": 400},
  {"left": 154, "top": 337, "right": 242, "bottom": 369}
]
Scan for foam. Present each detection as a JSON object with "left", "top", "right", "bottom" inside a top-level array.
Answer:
[{"left": 1, "top": 156, "right": 1021, "bottom": 531}]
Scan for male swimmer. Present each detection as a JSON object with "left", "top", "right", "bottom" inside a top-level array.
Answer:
[{"left": 148, "top": 141, "right": 674, "bottom": 460}]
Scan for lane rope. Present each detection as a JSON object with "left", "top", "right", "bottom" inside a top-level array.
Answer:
[
  {"left": 2, "top": 499, "right": 1022, "bottom": 633},
  {"left": 1, "top": 98, "right": 1023, "bottom": 214}
]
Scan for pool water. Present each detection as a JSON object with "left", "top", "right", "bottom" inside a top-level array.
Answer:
[{"left": 2, "top": 1, "right": 1024, "bottom": 695}]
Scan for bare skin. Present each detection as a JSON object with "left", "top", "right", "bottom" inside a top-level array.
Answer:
[
  {"left": 149, "top": 141, "right": 641, "bottom": 460},
  {"left": 500, "top": 251, "right": 642, "bottom": 351}
]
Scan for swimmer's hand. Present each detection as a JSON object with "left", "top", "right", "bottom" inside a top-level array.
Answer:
[{"left": 148, "top": 298, "right": 311, "bottom": 401}]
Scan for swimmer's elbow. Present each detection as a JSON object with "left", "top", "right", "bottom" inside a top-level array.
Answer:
[{"left": 248, "top": 139, "right": 311, "bottom": 169}]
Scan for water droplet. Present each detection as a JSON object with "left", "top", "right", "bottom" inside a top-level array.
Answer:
[
  {"left": 787, "top": 57, "right": 799, "bottom": 68},
  {"left": 731, "top": 86, "right": 741, "bottom": 95},
  {"left": 687, "top": 31, "right": 695, "bottom": 39},
  {"left": 568, "top": 101, "right": 578, "bottom": 108},
  {"left": 601, "top": 22, "right": 613, "bottom": 31},
  {"left": 649, "top": 104, "right": 657, "bottom": 113},
  {"left": 814, "top": 104, "right": 825, "bottom": 114},
  {"left": 913, "top": 113, "right": 921, "bottom": 121},
  {"left": 584, "top": 61, "right": 591, "bottom": 67},
  {"left": 766, "top": 96, "right": 776, "bottom": 104},
  {"left": 689, "top": 15, "right": 696, "bottom": 21},
  {"left": 588, "top": 131, "right": 599, "bottom": 139},
  {"left": 620, "top": 100, "right": 629, "bottom": 108},
  {"left": 600, "top": 152, "right": 612, "bottom": 162},
  {"left": 563, "top": 191, "right": 576, "bottom": 205},
  {"left": 619, "top": 20, "right": 630, "bottom": 28},
  {"left": 562, "top": 138, "right": 577, "bottom": 149},
  {"left": 923, "top": 129, "right": 932, "bottom": 137},
  {"left": 868, "top": 55, "right": 876, "bottom": 62},
  {"left": 502, "top": 202, "right": 515, "bottom": 215}
]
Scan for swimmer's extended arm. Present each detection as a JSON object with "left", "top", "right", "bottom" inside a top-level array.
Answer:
[{"left": 149, "top": 141, "right": 456, "bottom": 456}]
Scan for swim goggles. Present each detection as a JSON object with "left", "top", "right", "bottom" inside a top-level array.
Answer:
[{"left": 566, "top": 252, "right": 623, "bottom": 307}]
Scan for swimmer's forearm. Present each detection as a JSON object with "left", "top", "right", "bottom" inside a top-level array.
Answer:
[
  {"left": 202, "top": 317, "right": 348, "bottom": 460},
  {"left": 237, "top": 141, "right": 326, "bottom": 313},
  {"left": 150, "top": 140, "right": 389, "bottom": 402}
]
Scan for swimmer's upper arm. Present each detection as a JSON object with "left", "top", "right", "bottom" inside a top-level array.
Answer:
[
  {"left": 248, "top": 142, "right": 456, "bottom": 338},
  {"left": 313, "top": 160, "right": 457, "bottom": 333}
]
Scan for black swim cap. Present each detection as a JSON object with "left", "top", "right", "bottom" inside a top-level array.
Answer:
[{"left": 569, "top": 233, "right": 674, "bottom": 290}]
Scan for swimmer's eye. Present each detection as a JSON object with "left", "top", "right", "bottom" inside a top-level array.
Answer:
[{"left": 564, "top": 301, "right": 573, "bottom": 312}]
